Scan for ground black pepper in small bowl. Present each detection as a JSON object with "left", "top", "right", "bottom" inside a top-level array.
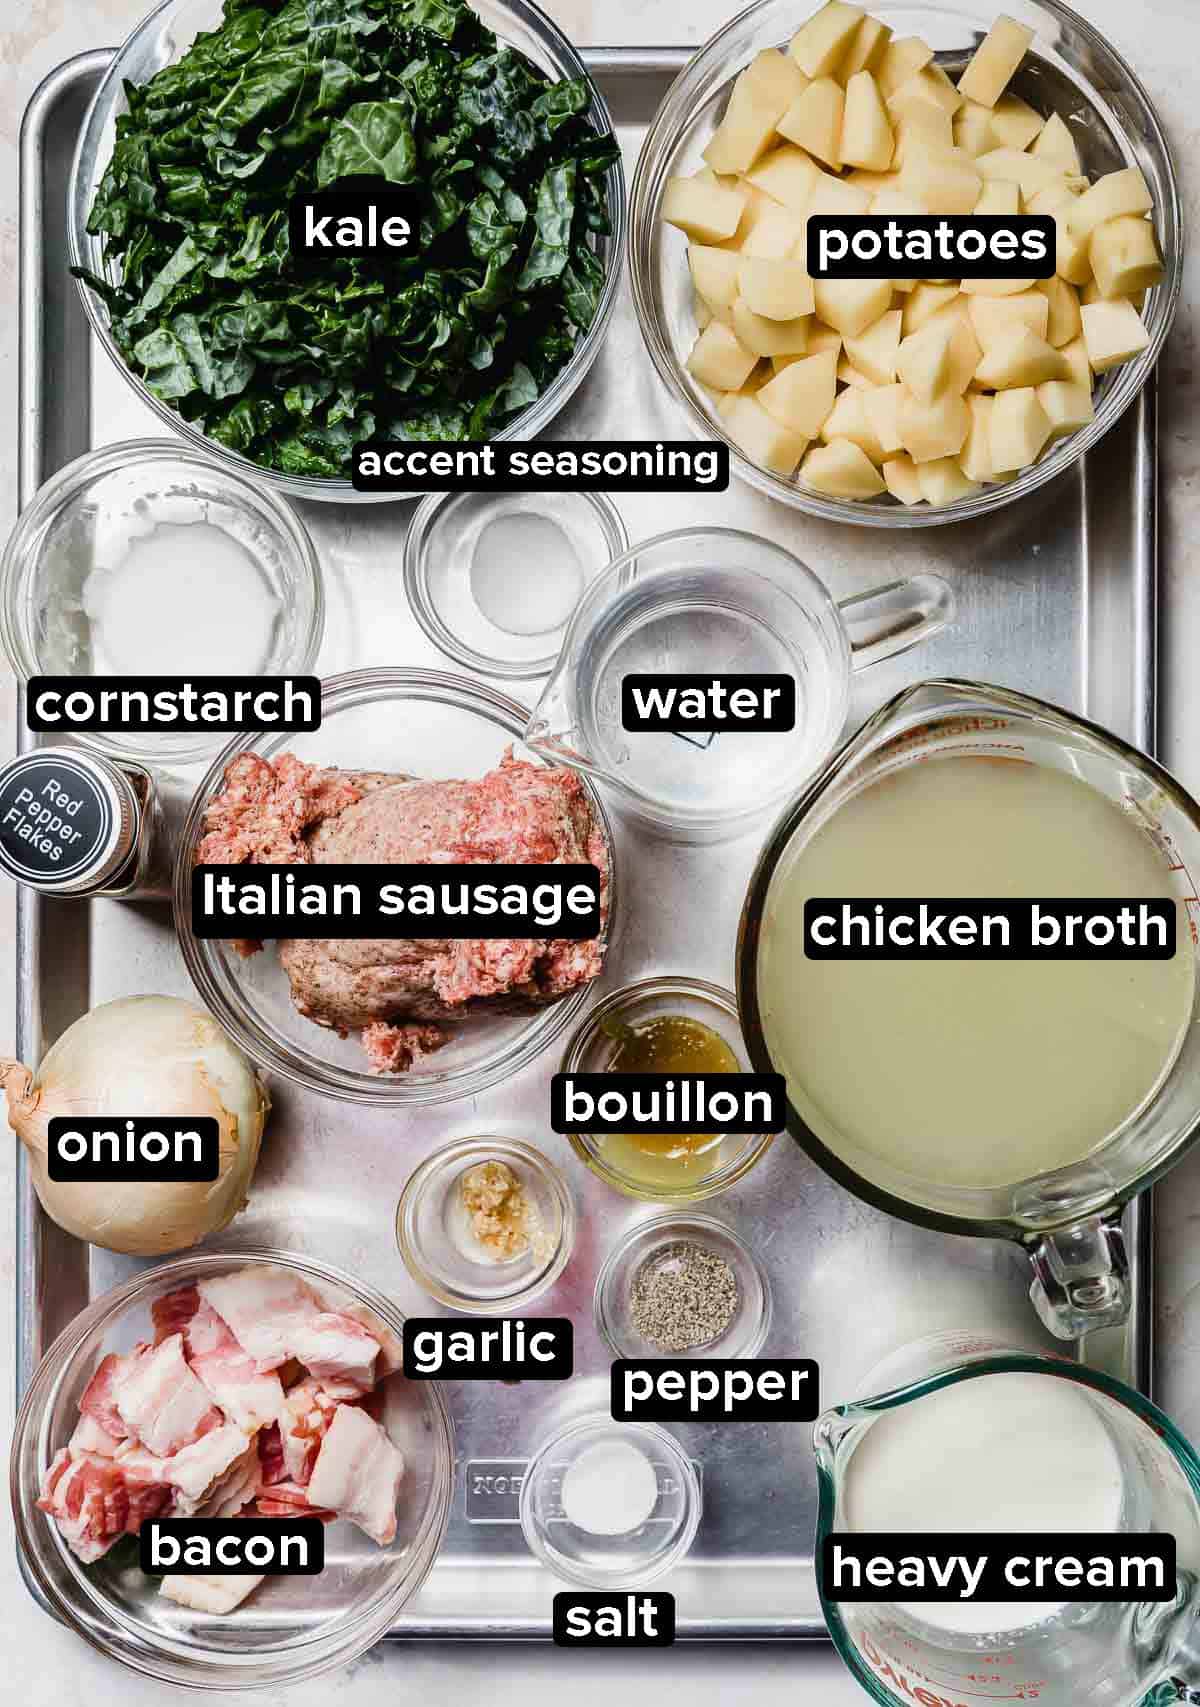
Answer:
[{"left": 629, "top": 1239, "right": 740, "bottom": 1353}]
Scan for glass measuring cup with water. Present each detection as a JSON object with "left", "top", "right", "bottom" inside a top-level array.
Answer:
[
  {"left": 738, "top": 678, "right": 1200, "bottom": 1340},
  {"left": 524, "top": 528, "right": 952, "bottom": 841},
  {"left": 815, "top": 1332, "right": 1200, "bottom": 1707}
]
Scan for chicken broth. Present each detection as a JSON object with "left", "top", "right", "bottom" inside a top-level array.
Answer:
[{"left": 759, "top": 756, "right": 1194, "bottom": 1190}]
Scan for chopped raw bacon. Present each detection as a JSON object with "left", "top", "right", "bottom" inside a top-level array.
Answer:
[
  {"left": 278, "top": 1377, "right": 339, "bottom": 1485},
  {"left": 69, "top": 1413, "right": 122, "bottom": 1459},
  {"left": 116, "top": 1423, "right": 254, "bottom": 1506},
  {"left": 161, "top": 1574, "right": 265, "bottom": 1616},
  {"left": 152, "top": 1283, "right": 200, "bottom": 1346},
  {"left": 198, "top": 1268, "right": 326, "bottom": 1373},
  {"left": 113, "top": 1333, "right": 224, "bottom": 1457},
  {"left": 253, "top": 1479, "right": 336, "bottom": 1523},
  {"left": 306, "top": 1403, "right": 405, "bottom": 1546},
  {"left": 79, "top": 1351, "right": 138, "bottom": 1441},
  {"left": 38, "top": 1455, "right": 172, "bottom": 1564},
  {"left": 288, "top": 1313, "right": 379, "bottom": 1395},
  {"left": 185, "top": 1302, "right": 285, "bottom": 1433},
  {"left": 257, "top": 1422, "right": 287, "bottom": 1486}
]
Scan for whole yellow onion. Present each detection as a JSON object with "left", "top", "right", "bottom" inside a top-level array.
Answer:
[{"left": 3, "top": 994, "right": 269, "bottom": 1256}]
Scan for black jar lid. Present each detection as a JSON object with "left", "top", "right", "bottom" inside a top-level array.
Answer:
[{"left": 0, "top": 747, "right": 141, "bottom": 895}]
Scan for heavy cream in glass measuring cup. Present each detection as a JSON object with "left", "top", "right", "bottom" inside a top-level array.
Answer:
[
  {"left": 814, "top": 1333, "right": 1200, "bottom": 1707},
  {"left": 524, "top": 528, "right": 951, "bottom": 841},
  {"left": 738, "top": 680, "right": 1200, "bottom": 1339}
]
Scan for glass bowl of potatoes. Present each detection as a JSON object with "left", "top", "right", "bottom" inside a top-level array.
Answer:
[{"left": 629, "top": 0, "right": 1181, "bottom": 524}]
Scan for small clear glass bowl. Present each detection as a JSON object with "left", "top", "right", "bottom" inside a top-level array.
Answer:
[
  {"left": 561, "top": 975, "right": 775, "bottom": 1201},
  {"left": 629, "top": 0, "right": 1183, "bottom": 528},
  {"left": 10, "top": 1250, "right": 454, "bottom": 1690},
  {"left": 396, "top": 1136, "right": 576, "bottom": 1313},
  {"left": 174, "top": 668, "right": 617, "bottom": 1107},
  {"left": 0, "top": 440, "right": 323, "bottom": 765},
  {"left": 403, "top": 490, "right": 629, "bottom": 680},
  {"left": 595, "top": 1210, "right": 772, "bottom": 1361},
  {"left": 68, "top": 0, "right": 626, "bottom": 503},
  {"left": 519, "top": 1414, "right": 702, "bottom": 1589}
]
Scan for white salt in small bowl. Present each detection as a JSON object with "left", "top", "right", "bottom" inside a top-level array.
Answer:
[
  {"left": 519, "top": 1413, "right": 701, "bottom": 1589},
  {"left": 403, "top": 489, "right": 627, "bottom": 680}
]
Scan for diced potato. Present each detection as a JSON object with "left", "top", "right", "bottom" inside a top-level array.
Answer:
[
  {"left": 663, "top": 175, "right": 748, "bottom": 242},
  {"left": 840, "top": 14, "right": 892, "bottom": 80},
  {"left": 801, "top": 438, "right": 887, "bottom": 497},
  {"left": 805, "top": 170, "right": 873, "bottom": 221},
  {"left": 739, "top": 257, "right": 817, "bottom": 320},
  {"left": 974, "top": 179, "right": 1020, "bottom": 217},
  {"left": 897, "top": 319, "right": 956, "bottom": 401},
  {"left": 876, "top": 36, "right": 934, "bottom": 100},
  {"left": 746, "top": 146, "right": 821, "bottom": 212},
  {"left": 846, "top": 169, "right": 895, "bottom": 195},
  {"left": 1037, "top": 275, "right": 1082, "bottom": 347},
  {"left": 687, "top": 320, "right": 759, "bottom": 390},
  {"left": 778, "top": 77, "right": 845, "bottom": 168},
  {"left": 897, "top": 149, "right": 981, "bottom": 215},
  {"left": 813, "top": 278, "right": 894, "bottom": 339},
  {"left": 1089, "top": 216, "right": 1164, "bottom": 299},
  {"left": 888, "top": 63, "right": 963, "bottom": 119},
  {"left": 1080, "top": 297, "right": 1150, "bottom": 371},
  {"left": 968, "top": 289, "right": 1050, "bottom": 343},
  {"left": 988, "top": 93, "right": 1043, "bottom": 152},
  {"left": 821, "top": 386, "right": 888, "bottom": 463},
  {"left": 689, "top": 244, "right": 742, "bottom": 311},
  {"left": 893, "top": 105, "right": 954, "bottom": 166},
  {"left": 704, "top": 56, "right": 806, "bottom": 175},
  {"left": 838, "top": 356, "right": 873, "bottom": 388},
  {"left": 974, "top": 324, "right": 1063, "bottom": 387},
  {"left": 1031, "top": 112, "right": 1081, "bottom": 174},
  {"left": 1025, "top": 181, "right": 1078, "bottom": 217},
  {"left": 806, "top": 325, "right": 844, "bottom": 358},
  {"left": 883, "top": 453, "right": 924, "bottom": 504},
  {"left": 960, "top": 276, "right": 1038, "bottom": 297},
  {"left": 953, "top": 100, "right": 994, "bottom": 156},
  {"left": 929, "top": 309, "right": 984, "bottom": 394},
  {"left": 918, "top": 457, "right": 980, "bottom": 504},
  {"left": 732, "top": 298, "right": 812, "bottom": 357},
  {"left": 841, "top": 71, "right": 894, "bottom": 170},
  {"left": 1037, "top": 379, "right": 1095, "bottom": 439},
  {"left": 1058, "top": 335, "right": 1091, "bottom": 388},
  {"left": 902, "top": 282, "right": 960, "bottom": 335},
  {"left": 741, "top": 205, "right": 807, "bottom": 259},
  {"left": 1057, "top": 223, "right": 1093, "bottom": 287},
  {"left": 957, "top": 15, "right": 1033, "bottom": 109},
  {"left": 990, "top": 386, "right": 1052, "bottom": 470},
  {"left": 863, "top": 382, "right": 905, "bottom": 453},
  {"left": 898, "top": 390, "right": 969, "bottom": 462},
  {"left": 789, "top": 1, "right": 865, "bottom": 79},
  {"left": 721, "top": 392, "right": 809, "bottom": 474},
  {"left": 759, "top": 348, "right": 839, "bottom": 436},
  {"left": 1066, "top": 168, "right": 1153, "bottom": 244},
  {"left": 695, "top": 298, "right": 712, "bottom": 331},
  {"left": 975, "top": 147, "right": 1066, "bottom": 196},
  {"left": 844, "top": 308, "right": 903, "bottom": 384},
  {"left": 959, "top": 394, "right": 995, "bottom": 481}
]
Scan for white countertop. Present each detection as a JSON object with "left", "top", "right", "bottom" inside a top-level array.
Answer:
[{"left": 4, "top": 0, "right": 1200, "bottom": 1699}]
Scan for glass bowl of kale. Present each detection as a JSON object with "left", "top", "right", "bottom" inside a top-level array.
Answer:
[{"left": 69, "top": 0, "right": 625, "bottom": 500}]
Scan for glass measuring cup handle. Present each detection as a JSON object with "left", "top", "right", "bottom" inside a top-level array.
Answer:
[
  {"left": 1026, "top": 1212, "right": 1130, "bottom": 1340},
  {"left": 837, "top": 573, "right": 954, "bottom": 670}
]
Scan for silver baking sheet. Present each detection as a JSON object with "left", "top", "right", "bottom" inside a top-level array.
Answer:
[{"left": 16, "top": 46, "right": 1156, "bottom": 1641}]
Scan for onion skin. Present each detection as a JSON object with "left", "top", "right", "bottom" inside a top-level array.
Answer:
[{"left": 3, "top": 995, "right": 270, "bottom": 1256}]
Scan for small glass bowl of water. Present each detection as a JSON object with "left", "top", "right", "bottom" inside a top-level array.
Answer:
[
  {"left": 403, "top": 489, "right": 628, "bottom": 681},
  {"left": 1, "top": 439, "right": 324, "bottom": 764}
]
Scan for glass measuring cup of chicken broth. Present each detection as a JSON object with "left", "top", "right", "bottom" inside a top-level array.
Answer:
[
  {"left": 738, "top": 680, "right": 1200, "bottom": 1340},
  {"left": 525, "top": 528, "right": 952, "bottom": 841}
]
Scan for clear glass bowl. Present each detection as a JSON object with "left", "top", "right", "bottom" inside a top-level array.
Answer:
[
  {"left": 519, "top": 1413, "right": 702, "bottom": 1588},
  {"left": 629, "top": 0, "right": 1183, "bottom": 528},
  {"left": 396, "top": 1136, "right": 576, "bottom": 1313},
  {"left": 68, "top": 0, "right": 626, "bottom": 504},
  {"left": 10, "top": 1250, "right": 454, "bottom": 1689},
  {"left": 594, "top": 1209, "right": 772, "bottom": 1360},
  {"left": 0, "top": 441, "right": 324, "bottom": 765},
  {"left": 403, "top": 490, "right": 629, "bottom": 681},
  {"left": 174, "top": 668, "right": 617, "bottom": 1107},
  {"left": 561, "top": 975, "right": 775, "bottom": 1200}
]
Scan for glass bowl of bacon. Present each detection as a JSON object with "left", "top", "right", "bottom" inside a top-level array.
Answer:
[{"left": 11, "top": 1250, "right": 453, "bottom": 1688}]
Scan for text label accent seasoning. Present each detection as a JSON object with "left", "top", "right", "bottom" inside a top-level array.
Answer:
[
  {"left": 48, "top": 1116, "right": 220, "bottom": 1184},
  {"left": 551, "top": 1073, "right": 787, "bottom": 1136},
  {"left": 822, "top": 1533, "right": 1175, "bottom": 1605},
  {"left": 612, "top": 1359, "right": 819, "bottom": 1423},
  {"left": 142, "top": 1518, "right": 325, "bottom": 1577},
  {"left": 192, "top": 864, "right": 602, "bottom": 940},
  {"left": 553, "top": 1592, "right": 676, "bottom": 1646},
  {"left": 27, "top": 676, "right": 321, "bottom": 734},
  {"left": 621, "top": 674, "right": 797, "bottom": 734},
  {"left": 803, "top": 898, "right": 1176, "bottom": 959},
  {"left": 352, "top": 440, "right": 728, "bottom": 494},
  {"left": 288, "top": 180, "right": 420, "bottom": 261},
  {"left": 402, "top": 1318, "right": 573, "bottom": 1381},
  {"left": 806, "top": 214, "right": 1055, "bottom": 280}
]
